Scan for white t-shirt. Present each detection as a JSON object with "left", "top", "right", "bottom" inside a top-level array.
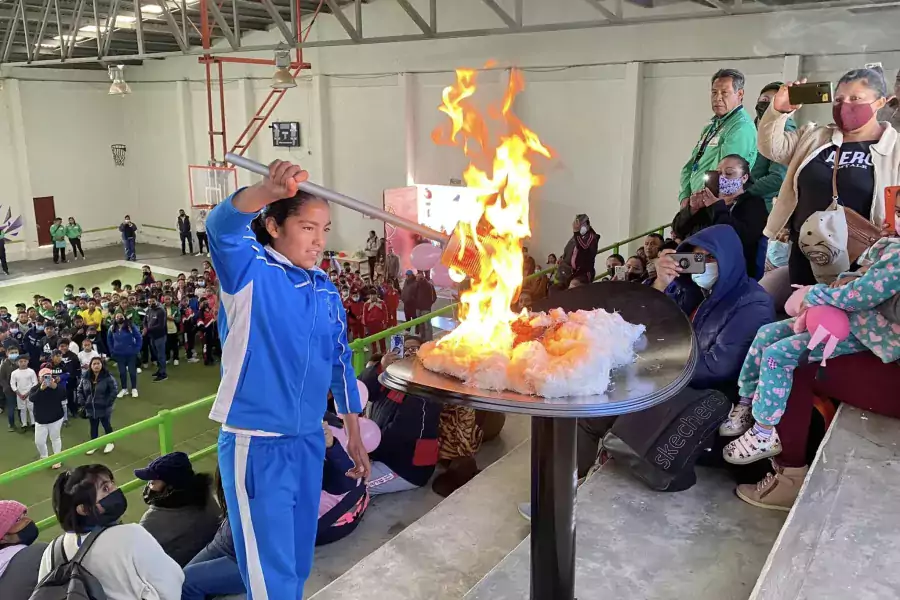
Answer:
[
  {"left": 39, "top": 524, "right": 184, "bottom": 600},
  {"left": 10, "top": 368, "right": 37, "bottom": 396},
  {"left": 78, "top": 349, "right": 100, "bottom": 369}
]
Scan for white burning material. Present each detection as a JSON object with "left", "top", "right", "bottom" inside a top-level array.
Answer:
[{"left": 419, "top": 308, "right": 645, "bottom": 398}]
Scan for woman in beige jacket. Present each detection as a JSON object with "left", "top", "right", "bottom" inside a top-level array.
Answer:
[{"left": 757, "top": 67, "right": 899, "bottom": 290}]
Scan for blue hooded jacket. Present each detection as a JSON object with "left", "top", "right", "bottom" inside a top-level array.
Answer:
[
  {"left": 665, "top": 225, "right": 775, "bottom": 390},
  {"left": 206, "top": 194, "right": 362, "bottom": 437}
]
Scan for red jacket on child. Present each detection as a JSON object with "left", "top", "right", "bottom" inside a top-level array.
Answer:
[{"left": 363, "top": 299, "right": 387, "bottom": 329}]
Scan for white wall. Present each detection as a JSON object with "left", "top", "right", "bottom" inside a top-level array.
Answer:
[{"left": 2, "top": 0, "right": 900, "bottom": 262}]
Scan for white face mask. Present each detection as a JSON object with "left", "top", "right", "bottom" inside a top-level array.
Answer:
[
  {"left": 579, "top": 225, "right": 588, "bottom": 236},
  {"left": 691, "top": 262, "right": 719, "bottom": 290}
]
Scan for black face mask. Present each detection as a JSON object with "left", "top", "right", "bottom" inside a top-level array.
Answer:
[
  {"left": 626, "top": 271, "right": 644, "bottom": 282},
  {"left": 88, "top": 489, "right": 127, "bottom": 527},
  {"left": 755, "top": 100, "right": 770, "bottom": 120},
  {"left": 15, "top": 521, "right": 39, "bottom": 546}
]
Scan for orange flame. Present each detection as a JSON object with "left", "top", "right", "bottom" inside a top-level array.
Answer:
[{"left": 432, "top": 67, "right": 551, "bottom": 357}]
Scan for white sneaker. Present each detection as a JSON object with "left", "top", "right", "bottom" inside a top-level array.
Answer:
[
  {"left": 188, "top": 357, "right": 200, "bottom": 363},
  {"left": 86, "top": 448, "right": 97, "bottom": 455},
  {"left": 206, "top": 252, "right": 211, "bottom": 257},
  {"left": 103, "top": 443, "right": 115, "bottom": 454},
  {"left": 719, "top": 402, "right": 754, "bottom": 437},
  {"left": 174, "top": 359, "right": 179, "bottom": 366},
  {"left": 117, "top": 389, "right": 127, "bottom": 398},
  {"left": 517, "top": 502, "right": 531, "bottom": 522},
  {"left": 137, "top": 367, "right": 143, "bottom": 374},
  {"left": 195, "top": 252, "right": 203, "bottom": 256},
  {"left": 131, "top": 389, "right": 139, "bottom": 398},
  {"left": 723, "top": 427, "right": 782, "bottom": 465}
]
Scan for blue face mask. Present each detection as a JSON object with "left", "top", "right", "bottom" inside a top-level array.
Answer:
[
  {"left": 691, "top": 262, "right": 719, "bottom": 290},
  {"left": 8, "top": 353, "right": 18, "bottom": 361},
  {"left": 766, "top": 240, "right": 790, "bottom": 269},
  {"left": 36, "top": 325, "right": 45, "bottom": 332},
  {"left": 718, "top": 174, "right": 744, "bottom": 197}
]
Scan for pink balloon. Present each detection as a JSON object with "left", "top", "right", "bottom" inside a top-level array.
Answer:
[
  {"left": 359, "top": 417, "right": 382, "bottom": 453},
  {"left": 410, "top": 243, "right": 441, "bottom": 271},
  {"left": 357, "top": 379, "right": 369, "bottom": 413},
  {"left": 431, "top": 263, "right": 454, "bottom": 287}
]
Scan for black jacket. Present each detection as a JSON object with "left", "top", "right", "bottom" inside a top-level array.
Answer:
[
  {"left": 119, "top": 222, "right": 137, "bottom": 239},
  {"left": 561, "top": 229, "right": 599, "bottom": 281},
  {"left": 30, "top": 383, "right": 65, "bottom": 424},
  {"left": 414, "top": 280, "right": 437, "bottom": 311},
  {"left": 144, "top": 305, "right": 168, "bottom": 339},
  {"left": 177, "top": 215, "right": 192, "bottom": 234},
  {"left": 672, "top": 192, "right": 769, "bottom": 280},
  {"left": 76, "top": 370, "right": 118, "bottom": 419},
  {"left": 59, "top": 351, "right": 81, "bottom": 387}
]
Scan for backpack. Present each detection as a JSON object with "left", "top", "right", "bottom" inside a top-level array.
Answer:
[
  {"left": 30, "top": 527, "right": 112, "bottom": 600},
  {"left": 601, "top": 388, "right": 730, "bottom": 492}
]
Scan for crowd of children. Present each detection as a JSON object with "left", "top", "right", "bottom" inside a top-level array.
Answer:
[
  {"left": 329, "top": 261, "right": 402, "bottom": 350},
  {"left": 0, "top": 262, "right": 223, "bottom": 469}
]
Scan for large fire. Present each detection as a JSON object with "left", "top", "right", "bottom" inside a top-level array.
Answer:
[{"left": 430, "top": 67, "right": 551, "bottom": 358}]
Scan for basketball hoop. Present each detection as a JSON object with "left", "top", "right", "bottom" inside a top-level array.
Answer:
[{"left": 111, "top": 144, "right": 127, "bottom": 167}]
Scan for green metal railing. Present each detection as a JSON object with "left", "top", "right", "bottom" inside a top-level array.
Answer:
[
  {"left": 347, "top": 223, "right": 668, "bottom": 370},
  {"left": 0, "top": 395, "right": 218, "bottom": 531},
  {"left": 0, "top": 223, "right": 666, "bottom": 531}
]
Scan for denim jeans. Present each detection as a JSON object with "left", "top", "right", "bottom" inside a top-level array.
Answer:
[
  {"left": 114, "top": 354, "right": 138, "bottom": 390},
  {"left": 5, "top": 392, "right": 17, "bottom": 428},
  {"left": 122, "top": 237, "right": 136, "bottom": 261},
  {"left": 182, "top": 547, "right": 244, "bottom": 600},
  {"left": 150, "top": 336, "right": 167, "bottom": 376}
]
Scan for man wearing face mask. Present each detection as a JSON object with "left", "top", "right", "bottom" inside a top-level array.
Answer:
[
  {"left": 0, "top": 500, "right": 47, "bottom": 600},
  {"left": 678, "top": 69, "right": 759, "bottom": 205},
  {"left": 0, "top": 341, "right": 20, "bottom": 431},
  {"left": 653, "top": 225, "right": 774, "bottom": 398},
  {"left": 144, "top": 297, "right": 169, "bottom": 382},
  {"left": 118, "top": 214, "right": 138, "bottom": 261},
  {"left": 748, "top": 82, "right": 795, "bottom": 212},
  {"left": 759, "top": 68, "right": 900, "bottom": 291},
  {"left": 135, "top": 452, "right": 221, "bottom": 567}
]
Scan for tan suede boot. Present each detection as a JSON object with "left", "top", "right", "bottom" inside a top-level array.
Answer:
[{"left": 735, "top": 461, "right": 809, "bottom": 512}]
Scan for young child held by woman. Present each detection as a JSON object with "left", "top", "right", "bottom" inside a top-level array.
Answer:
[{"left": 720, "top": 237, "right": 900, "bottom": 464}]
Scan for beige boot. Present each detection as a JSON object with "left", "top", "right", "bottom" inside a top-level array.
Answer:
[{"left": 735, "top": 460, "right": 808, "bottom": 512}]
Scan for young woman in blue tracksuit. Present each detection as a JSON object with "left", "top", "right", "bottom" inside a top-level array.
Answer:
[{"left": 206, "top": 159, "right": 370, "bottom": 600}]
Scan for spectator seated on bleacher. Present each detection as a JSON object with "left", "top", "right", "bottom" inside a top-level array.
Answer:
[
  {"left": 672, "top": 154, "right": 769, "bottom": 280},
  {"left": 758, "top": 67, "right": 900, "bottom": 307},
  {"left": 39, "top": 464, "right": 183, "bottom": 599},
  {"left": 735, "top": 241, "right": 900, "bottom": 511},
  {"left": 135, "top": 451, "right": 221, "bottom": 567},
  {"left": 0, "top": 500, "right": 47, "bottom": 600},
  {"left": 361, "top": 336, "right": 442, "bottom": 496},
  {"left": 576, "top": 225, "right": 775, "bottom": 477},
  {"left": 317, "top": 418, "right": 370, "bottom": 546}
]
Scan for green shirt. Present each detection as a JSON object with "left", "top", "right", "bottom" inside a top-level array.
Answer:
[
  {"left": 678, "top": 105, "right": 759, "bottom": 202},
  {"left": 65, "top": 224, "right": 82, "bottom": 239},
  {"left": 49, "top": 224, "right": 67, "bottom": 242},
  {"left": 123, "top": 307, "right": 141, "bottom": 327},
  {"left": 38, "top": 307, "right": 56, "bottom": 320}
]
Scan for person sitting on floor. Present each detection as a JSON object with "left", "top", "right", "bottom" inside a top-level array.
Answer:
[
  {"left": 181, "top": 470, "right": 244, "bottom": 600},
  {"left": 317, "top": 418, "right": 370, "bottom": 546},
  {"left": 135, "top": 452, "right": 221, "bottom": 567},
  {"left": 0, "top": 500, "right": 47, "bottom": 600},
  {"left": 575, "top": 225, "right": 775, "bottom": 477},
  {"left": 362, "top": 335, "right": 442, "bottom": 496}
]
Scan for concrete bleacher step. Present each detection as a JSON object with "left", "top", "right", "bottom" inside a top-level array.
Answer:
[
  {"left": 308, "top": 439, "right": 532, "bottom": 600},
  {"left": 750, "top": 405, "right": 900, "bottom": 600},
  {"left": 465, "top": 461, "right": 786, "bottom": 600}
]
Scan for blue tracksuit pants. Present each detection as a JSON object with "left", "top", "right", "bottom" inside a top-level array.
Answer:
[{"left": 218, "top": 429, "right": 326, "bottom": 600}]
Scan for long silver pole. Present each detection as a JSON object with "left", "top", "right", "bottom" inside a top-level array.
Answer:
[{"left": 224, "top": 153, "right": 450, "bottom": 245}]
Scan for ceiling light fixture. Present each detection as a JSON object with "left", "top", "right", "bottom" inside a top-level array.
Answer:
[
  {"left": 108, "top": 64, "right": 132, "bottom": 96},
  {"left": 270, "top": 48, "right": 296, "bottom": 90}
]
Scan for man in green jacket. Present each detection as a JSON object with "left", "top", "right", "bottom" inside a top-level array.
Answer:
[
  {"left": 678, "top": 68, "right": 758, "bottom": 205},
  {"left": 748, "top": 81, "right": 796, "bottom": 212},
  {"left": 49, "top": 217, "right": 67, "bottom": 264}
]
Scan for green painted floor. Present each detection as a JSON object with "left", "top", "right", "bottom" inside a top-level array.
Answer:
[{"left": 0, "top": 267, "right": 222, "bottom": 539}]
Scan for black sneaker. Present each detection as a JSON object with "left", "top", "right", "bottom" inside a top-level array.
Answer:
[
  {"left": 153, "top": 374, "right": 168, "bottom": 382},
  {"left": 151, "top": 371, "right": 160, "bottom": 378}
]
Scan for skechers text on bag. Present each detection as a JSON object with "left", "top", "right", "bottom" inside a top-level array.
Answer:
[
  {"left": 601, "top": 388, "right": 730, "bottom": 492},
  {"left": 30, "top": 527, "right": 112, "bottom": 600}
]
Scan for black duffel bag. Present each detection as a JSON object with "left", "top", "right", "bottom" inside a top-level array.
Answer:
[{"left": 602, "top": 387, "right": 730, "bottom": 492}]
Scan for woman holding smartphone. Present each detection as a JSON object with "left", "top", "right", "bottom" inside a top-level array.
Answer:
[
  {"left": 758, "top": 67, "right": 900, "bottom": 300},
  {"left": 207, "top": 159, "right": 369, "bottom": 599}
]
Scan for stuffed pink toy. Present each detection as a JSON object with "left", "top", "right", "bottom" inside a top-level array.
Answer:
[{"left": 784, "top": 285, "right": 850, "bottom": 366}]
